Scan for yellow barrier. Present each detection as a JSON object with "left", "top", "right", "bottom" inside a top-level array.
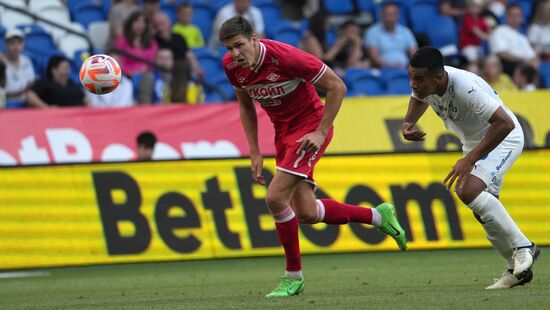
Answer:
[
  {"left": 1, "top": 150, "right": 549, "bottom": 269},
  {"left": 330, "top": 91, "right": 550, "bottom": 153}
]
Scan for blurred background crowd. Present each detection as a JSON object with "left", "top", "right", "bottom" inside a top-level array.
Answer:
[{"left": 0, "top": 0, "right": 549, "bottom": 109}]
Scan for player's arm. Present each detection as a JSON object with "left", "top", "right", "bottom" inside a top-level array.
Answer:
[
  {"left": 236, "top": 89, "right": 266, "bottom": 185},
  {"left": 401, "top": 96, "right": 429, "bottom": 141},
  {"left": 297, "top": 67, "right": 346, "bottom": 153}
]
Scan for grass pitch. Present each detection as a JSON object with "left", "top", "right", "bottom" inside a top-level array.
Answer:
[{"left": 0, "top": 248, "right": 548, "bottom": 309}]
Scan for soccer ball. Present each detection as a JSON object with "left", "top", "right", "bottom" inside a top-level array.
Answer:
[{"left": 79, "top": 54, "right": 122, "bottom": 94}]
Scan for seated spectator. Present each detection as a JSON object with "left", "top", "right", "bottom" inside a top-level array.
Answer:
[
  {"left": 324, "top": 21, "right": 370, "bottom": 73},
  {"left": 528, "top": 0, "right": 550, "bottom": 61},
  {"left": 143, "top": 0, "right": 161, "bottom": 22},
  {"left": 513, "top": 62, "right": 538, "bottom": 92},
  {"left": 137, "top": 48, "right": 175, "bottom": 104},
  {"left": 459, "top": 0, "right": 490, "bottom": 63},
  {"left": 489, "top": 4, "right": 539, "bottom": 76},
  {"left": 26, "top": 56, "right": 88, "bottom": 108},
  {"left": 440, "top": 0, "right": 467, "bottom": 18},
  {"left": 300, "top": 11, "right": 328, "bottom": 61},
  {"left": 172, "top": 3, "right": 205, "bottom": 48},
  {"left": 107, "top": 0, "right": 140, "bottom": 49},
  {"left": 153, "top": 11, "right": 203, "bottom": 103},
  {"left": 482, "top": 55, "right": 518, "bottom": 93},
  {"left": 465, "top": 61, "right": 481, "bottom": 75},
  {"left": 209, "top": 0, "right": 265, "bottom": 51},
  {"left": 4, "top": 29, "right": 35, "bottom": 108},
  {"left": 365, "top": 2, "right": 417, "bottom": 68},
  {"left": 482, "top": 0, "right": 504, "bottom": 29},
  {"left": 136, "top": 131, "right": 157, "bottom": 161},
  {"left": 115, "top": 11, "right": 159, "bottom": 77},
  {"left": 87, "top": 52, "right": 134, "bottom": 108}
]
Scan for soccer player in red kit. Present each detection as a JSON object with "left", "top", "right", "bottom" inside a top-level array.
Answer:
[{"left": 220, "top": 16, "right": 407, "bottom": 297}]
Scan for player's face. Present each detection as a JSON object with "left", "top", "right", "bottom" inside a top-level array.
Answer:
[
  {"left": 224, "top": 34, "right": 259, "bottom": 69},
  {"left": 408, "top": 66, "right": 442, "bottom": 99}
]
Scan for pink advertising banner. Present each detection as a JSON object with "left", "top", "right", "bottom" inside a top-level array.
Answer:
[{"left": 0, "top": 104, "right": 276, "bottom": 166}]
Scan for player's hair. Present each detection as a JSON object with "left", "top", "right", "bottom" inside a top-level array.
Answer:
[
  {"left": 137, "top": 131, "right": 157, "bottom": 149},
  {"left": 219, "top": 15, "right": 255, "bottom": 42},
  {"left": 409, "top": 46, "right": 445, "bottom": 75}
]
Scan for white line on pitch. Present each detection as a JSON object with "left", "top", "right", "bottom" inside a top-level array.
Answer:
[{"left": 0, "top": 271, "right": 50, "bottom": 279}]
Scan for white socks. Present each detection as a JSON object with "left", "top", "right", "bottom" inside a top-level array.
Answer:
[
  {"left": 285, "top": 270, "right": 303, "bottom": 280},
  {"left": 482, "top": 221, "right": 515, "bottom": 269},
  {"left": 468, "top": 191, "right": 531, "bottom": 253},
  {"left": 371, "top": 208, "right": 382, "bottom": 227}
]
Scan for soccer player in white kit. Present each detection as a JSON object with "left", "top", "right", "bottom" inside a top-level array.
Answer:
[{"left": 402, "top": 47, "right": 540, "bottom": 289}]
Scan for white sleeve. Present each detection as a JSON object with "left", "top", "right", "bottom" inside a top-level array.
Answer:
[{"left": 489, "top": 27, "right": 508, "bottom": 54}]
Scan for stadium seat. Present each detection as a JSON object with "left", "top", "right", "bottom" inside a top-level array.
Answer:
[
  {"left": 409, "top": 0, "right": 439, "bottom": 34},
  {"left": 322, "top": 0, "right": 356, "bottom": 15},
  {"left": 58, "top": 22, "right": 90, "bottom": 59},
  {"left": 87, "top": 21, "right": 109, "bottom": 51},
  {"left": 210, "top": 0, "right": 231, "bottom": 14},
  {"left": 72, "top": 3, "right": 105, "bottom": 30},
  {"left": 427, "top": 15, "right": 459, "bottom": 55},
  {"left": 345, "top": 69, "right": 386, "bottom": 96},
  {"left": 160, "top": 2, "right": 177, "bottom": 24},
  {"left": 196, "top": 50, "right": 223, "bottom": 84},
  {"left": 0, "top": 2, "right": 33, "bottom": 29},
  {"left": 211, "top": 75, "right": 235, "bottom": 101},
  {"left": 257, "top": 2, "right": 282, "bottom": 38},
  {"left": 131, "top": 72, "right": 145, "bottom": 102},
  {"left": 17, "top": 24, "right": 57, "bottom": 52},
  {"left": 385, "top": 71, "right": 411, "bottom": 95},
  {"left": 540, "top": 62, "right": 550, "bottom": 88},
  {"left": 356, "top": 0, "right": 373, "bottom": 11},
  {"left": 192, "top": 3, "right": 212, "bottom": 44},
  {"left": 272, "top": 23, "right": 302, "bottom": 47}
]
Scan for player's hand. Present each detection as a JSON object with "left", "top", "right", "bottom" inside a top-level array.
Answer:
[
  {"left": 443, "top": 156, "right": 475, "bottom": 191},
  {"left": 401, "top": 122, "right": 426, "bottom": 141},
  {"left": 296, "top": 131, "right": 326, "bottom": 154},
  {"left": 250, "top": 152, "right": 266, "bottom": 185}
]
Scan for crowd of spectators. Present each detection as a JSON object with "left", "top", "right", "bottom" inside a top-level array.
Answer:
[{"left": 0, "top": 0, "right": 549, "bottom": 109}]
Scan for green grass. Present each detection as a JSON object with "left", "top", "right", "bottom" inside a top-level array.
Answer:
[{"left": 0, "top": 248, "right": 548, "bottom": 309}]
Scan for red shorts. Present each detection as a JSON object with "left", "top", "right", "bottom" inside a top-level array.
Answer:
[{"left": 275, "top": 126, "right": 333, "bottom": 182}]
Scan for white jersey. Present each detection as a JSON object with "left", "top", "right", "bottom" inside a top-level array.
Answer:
[{"left": 412, "top": 66, "right": 521, "bottom": 153}]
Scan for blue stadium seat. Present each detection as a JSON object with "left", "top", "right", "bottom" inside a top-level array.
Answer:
[
  {"left": 540, "top": 62, "right": 550, "bottom": 88},
  {"left": 72, "top": 3, "right": 106, "bottom": 29},
  {"left": 272, "top": 23, "right": 302, "bottom": 47},
  {"left": 196, "top": 50, "right": 223, "bottom": 84},
  {"left": 0, "top": 26, "right": 6, "bottom": 53},
  {"left": 385, "top": 71, "right": 411, "bottom": 95},
  {"left": 192, "top": 3, "right": 212, "bottom": 44},
  {"left": 410, "top": 0, "right": 439, "bottom": 34},
  {"left": 345, "top": 69, "right": 385, "bottom": 96},
  {"left": 257, "top": 2, "right": 282, "bottom": 38},
  {"left": 17, "top": 24, "right": 56, "bottom": 52},
  {"left": 161, "top": 3, "right": 177, "bottom": 24},
  {"left": 131, "top": 73, "right": 145, "bottom": 101},
  {"left": 427, "top": 15, "right": 459, "bottom": 52},
  {"left": 356, "top": 0, "right": 373, "bottom": 11},
  {"left": 211, "top": 75, "right": 235, "bottom": 101},
  {"left": 322, "top": 0, "right": 355, "bottom": 15},
  {"left": 210, "top": 0, "right": 231, "bottom": 14}
]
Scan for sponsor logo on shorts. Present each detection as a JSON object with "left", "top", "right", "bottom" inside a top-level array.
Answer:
[{"left": 496, "top": 150, "right": 512, "bottom": 171}]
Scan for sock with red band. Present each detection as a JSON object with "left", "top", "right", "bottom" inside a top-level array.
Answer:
[
  {"left": 273, "top": 207, "right": 302, "bottom": 274},
  {"left": 316, "top": 199, "right": 381, "bottom": 226}
]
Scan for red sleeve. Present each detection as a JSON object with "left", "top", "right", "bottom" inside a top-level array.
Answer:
[
  {"left": 479, "top": 18, "right": 489, "bottom": 32},
  {"left": 280, "top": 43, "right": 327, "bottom": 84}
]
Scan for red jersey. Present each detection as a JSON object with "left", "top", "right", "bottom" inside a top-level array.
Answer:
[
  {"left": 223, "top": 39, "right": 327, "bottom": 130},
  {"left": 459, "top": 14, "right": 489, "bottom": 49}
]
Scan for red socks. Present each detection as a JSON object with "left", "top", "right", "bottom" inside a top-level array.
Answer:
[
  {"left": 273, "top": 208, "right": 302, "bottom": 272},
  {"left": 318, "top": 199, "right": 373, "bottom": 224}
]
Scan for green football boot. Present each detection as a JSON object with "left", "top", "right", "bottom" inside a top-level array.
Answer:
[
  {"left": 376, "top": 203, "right": 407, "bottom": 250},
  {"left": 265, "top": 276, "right": 305, "bottom": 298}
]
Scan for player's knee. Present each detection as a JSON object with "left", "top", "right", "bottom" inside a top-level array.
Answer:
[
  {"left": 456, "top": 187, "right": 478, "bottom": 205},
  {"left": 295, "top": 209, "right": 318, "bottom": 224},
  {"left": 265, "top": 194, "right": 286, "bottom": 212}
]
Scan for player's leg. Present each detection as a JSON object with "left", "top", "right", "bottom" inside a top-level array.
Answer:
[
  {"left": 264, "top": 170, "right": 305, "bottom": 298},
  {"left": 289, "top": 181, "right": 407, "bottom": 250}
]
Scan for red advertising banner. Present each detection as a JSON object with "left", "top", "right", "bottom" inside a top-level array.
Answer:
[{"left": 0, "top": 104, "right": 275, "bottom": 165}]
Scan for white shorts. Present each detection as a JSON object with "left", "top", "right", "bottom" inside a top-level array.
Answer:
[{"left": 469, "top": 128, "right": 524, "bottom": 196}]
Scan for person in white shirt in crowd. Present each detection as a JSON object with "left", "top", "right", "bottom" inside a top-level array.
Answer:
[
  {"left": 209, "top": 0, "right": 265, "bottom": 51},
  {"left": 87, "top": 52, "right": 135, "bottom": 108},
  {"left": 488, "top": 4, "right": 539, "bottom": 76},
  {"left": 4, "top": 29, "right": 35, "bottom": 108},
  {"left": 527, "top": 0, "right": 550, "bottom": 61},
  {"left": 512, "top": 62, "right": 538, "bottom": 92}
]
